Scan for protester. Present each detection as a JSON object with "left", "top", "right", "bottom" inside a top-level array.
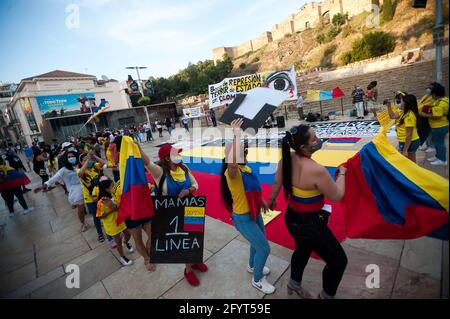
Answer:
[
  {"left": 156, "top": 120, "right": 163, "bottom": 137},
  {"left": 96, "top": 177, "right": 134, "bottom": 266},
  {"left": 182, "top": 116, "right": 189, "bottom": 132},
  {"left": 34, "top": 150, "right": 88, "bottom": 232},
  {"left": 0, "top": 157, "right": 34, "bottom": 217},
  {"left": 220, "top": 118, "right": 274, "bottom": 294},
  {"left": 111, "top": 136, "right": 155, "bottom": 272},
  {"left": 144, "top": 122, "right": 153, "bottom": 142},
  {"left": 417, "top": 83, "right": 435, "bottom": 151},
  {"left": 33, "top": 146, "right": 51, "bottom": 187},
  {"left": 6, "top": 148, "right": 31, "bottom": 193},
  {"left": 296, "top": 93, "right": 304, "bottom": 120},
  {"left": 23, "top": 144, "right": 34, "bottom": 171},
  {"left": 420, "top": 82, "right": 449, "bottom": 165},
  {"left": 269, "top": 125, "right": 347, "bottom": 299},
  {"left": 352, "top": 85, "right": 365, "bottom": 119},
  {"left": 366, "top": 81, "right": 379, "bottom": 119},
  {"left": 78, "top": 150, "right": 112, "bottom": 243},
  {"left": 138, "top": 142, "right": 208, "bottom": 286},
  {"left": 165, "top": 118, "right": 173, "bottom": 136},
  {"left": 388, "top": 94, "right": 420, "bottom": 163},
  {"left": 210, "top": 109, "right": 217, "bottom": 127}
]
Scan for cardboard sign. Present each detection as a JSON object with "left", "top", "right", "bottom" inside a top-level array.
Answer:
[{"left": 150, "top": 196, "right": 206, "bottom": 264}]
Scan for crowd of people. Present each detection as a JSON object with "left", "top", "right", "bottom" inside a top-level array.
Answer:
[{"left": 0, "top": 79, "right": 448, "bottom": 298}]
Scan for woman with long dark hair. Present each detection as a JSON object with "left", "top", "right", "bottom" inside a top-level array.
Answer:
[
  {"left": 34, "top": 150, "right": 88, "bottom": 232},
  {"left": 388, "top": 94, "right": 421, "bottom": 163},
  {"left": 220, "top": 118, "right": 274, "bottom": 294},
  {"left": 137, "top": 141, "right": 207, "bottom": 286},
  {"left": 268, "top": 125, "right": 347, "bottom": 299},
  {"left": 420, "top": 82, "right": 449, "bottom": 165}
]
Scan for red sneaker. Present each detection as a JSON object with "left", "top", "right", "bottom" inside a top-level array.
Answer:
[
  {"left": 192, "top": 263, "right": 208, "bottom": 272},
  {"left": 184, "top": 269, "right": 200, "bottom": 286}
]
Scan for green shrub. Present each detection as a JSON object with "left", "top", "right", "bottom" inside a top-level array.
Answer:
[
  {"left": 316, "top": 33, "right": 326, "bottom": 44},
  {"left": 327, "top": 26, "right": 341, "bottom": 39},
  {"left": 239, "top": 63, "right": 247, "bottom": 69},
  {"left": 341, "top": 31, "right": 396, "bottom": 64},
  {"left": 332, "top": 13, "right": 348, "bottom": 27}
]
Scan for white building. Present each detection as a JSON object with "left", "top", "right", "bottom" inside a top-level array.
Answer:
[
  {"left": 0, "top": 83, "right": 18, "bottom": 146},
  {"left": 8, "top": 70, "right": 132, "bottom": 145}
]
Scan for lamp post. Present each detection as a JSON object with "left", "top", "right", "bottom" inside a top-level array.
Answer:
[{"left": 125, "top": 66, "right": 150, "bottom": 124}]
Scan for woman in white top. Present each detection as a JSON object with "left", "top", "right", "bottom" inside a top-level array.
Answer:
[{"left": 34, "top": 150, "right": 88, "bottom": 232}]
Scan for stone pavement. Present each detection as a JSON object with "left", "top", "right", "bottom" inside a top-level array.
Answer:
[{"left": 0, "top": 120, "right": 448, "bottom": 299}]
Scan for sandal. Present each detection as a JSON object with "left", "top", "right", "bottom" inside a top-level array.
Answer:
[
  {"left": 98, "top": 234, "right": 105, "bottom": 243},
  {"left": 184, "top": 269, "right": 200, "bottom": 286},
  {"left": 81, "top": 223, "right": 89, "bottom": 232}
]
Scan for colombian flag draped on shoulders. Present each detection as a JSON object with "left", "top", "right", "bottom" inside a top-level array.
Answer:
[
  {"left": 0, "top": 165, "right": 30, "bottom": 191},
  {"left": 116, "top": 136, "right": 154, "bottom": 225},
  {"left": 340, "top": 127, "right": 449, "bottom": 240}
]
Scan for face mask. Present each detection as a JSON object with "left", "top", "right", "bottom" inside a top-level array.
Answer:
[
  {"left": 68, "top": 157, "right": 77, "bottom": 165},
  {"left": 305, "top": 139, "right": 323, "bottom": 155},
  {"left": 395, "top": 100, "right": 402, "bottom": 108},
  {"left": 426, "top": 88, "right": 432, "bottom": 94}
]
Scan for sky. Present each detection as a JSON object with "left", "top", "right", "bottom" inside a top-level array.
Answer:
[{"left": 0, "top": 0, "right": 307, "bottom": 84}]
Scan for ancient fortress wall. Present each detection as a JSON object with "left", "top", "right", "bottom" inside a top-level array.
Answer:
[{"left": 212, "top": 0, "right": 380, "bottom": 63}]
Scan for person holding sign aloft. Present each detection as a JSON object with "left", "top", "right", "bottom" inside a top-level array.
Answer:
[
  {"left": 220, "top": 118, "right": 275, "bottom": 295},
  {"left": 135, "top": 142, "right": 208, "bottom": 287}
]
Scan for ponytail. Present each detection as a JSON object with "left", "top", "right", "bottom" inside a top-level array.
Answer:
[
  {"left": 220, "top": 159, "right": 234, "bottom": 212},
  {"left": 282, "top": 133, "right": 293, "bottom": 199}
]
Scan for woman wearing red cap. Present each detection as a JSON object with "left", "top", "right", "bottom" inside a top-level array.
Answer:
[{"left": 136, "top": 142, "right": 208, "bottom": 287}]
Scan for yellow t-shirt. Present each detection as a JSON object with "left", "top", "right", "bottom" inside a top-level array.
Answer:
[
  {"left": 224, "top": 165, "right": 250, "bottom": 214},
  {"left": 429, "top": 97, "right": 449, "bottom": 129},
  {"left": 96, "top": 198, "right": 126, "bottom": 236},
  {"left": 418, "top": 94, "right": 435, "bottom": 113},
  {"left": 105, "top": 148, "right": 114, "bottom": 168},
  {"left": 77, "top": 163, "right": 102, "bottom": 204},
  {"left": 395, "top": 110, "right": 419, "bottom": 143}
]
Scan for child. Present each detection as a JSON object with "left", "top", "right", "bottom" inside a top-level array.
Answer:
[{"left": 96, "top": 177, "right": 134, "bottom": 266}]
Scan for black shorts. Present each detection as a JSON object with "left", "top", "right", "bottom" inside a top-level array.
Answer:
[{"left": 125, "top": 217, "right": 152, "bottom": 229}]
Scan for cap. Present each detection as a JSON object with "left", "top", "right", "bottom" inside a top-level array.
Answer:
[
  {"left": 158, "top": 144, "right": 182, "bottom": 160},
  {"left": 61, "top": 142, "right": 72, "bottom": 149}
]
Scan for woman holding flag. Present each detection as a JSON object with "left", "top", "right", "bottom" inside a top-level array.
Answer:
[
  {"left": 269, "top": 125, "right": 348, "bottom": 299},
  {"left": 110, "top": 136, "right": 156, "bottom": 272},
  {"left": 220, "top": 118, "right": 274, "bottom": 295},
  {"left": 136, "top": 141, "right": 208, "bottom": 287}
]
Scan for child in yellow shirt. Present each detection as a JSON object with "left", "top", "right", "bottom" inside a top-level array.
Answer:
[{"left": 96, "top": 177, "right": 134, "bottom": 266}]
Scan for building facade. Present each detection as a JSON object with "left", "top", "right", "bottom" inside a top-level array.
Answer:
[
  {"left": 8, "top": 70, "right": 132, "bottom": 145},
  {"left": 0, "top": 83, "right": 19, "bottom": 147}
]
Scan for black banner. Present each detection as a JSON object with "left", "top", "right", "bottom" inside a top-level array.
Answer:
[{"left": 150, "top": 196, "right": 206, "bottom": 264}]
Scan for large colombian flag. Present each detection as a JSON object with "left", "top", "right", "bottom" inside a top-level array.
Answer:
[
  {"left": 116, "top": 136, "right": 154, "bottom": 225},
  {"left": 341, "top": 128, "right": 449, "bottom": 240},
  {"left": 306, "top": 87, "right": 345, "bottom": 101}
]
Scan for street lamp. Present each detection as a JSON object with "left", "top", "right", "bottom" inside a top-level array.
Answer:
[{"left": 125, "top": 66, "right": 150, "bottom": 124}]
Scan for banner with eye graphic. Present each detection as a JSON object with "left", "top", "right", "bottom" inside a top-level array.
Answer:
[{"left": 208, "top": 66, "right": 298, "bottom": 108}]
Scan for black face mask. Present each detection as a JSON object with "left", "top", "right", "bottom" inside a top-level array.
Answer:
[{"left": 305, "top": 139, "right": 323, "bottom": 155}]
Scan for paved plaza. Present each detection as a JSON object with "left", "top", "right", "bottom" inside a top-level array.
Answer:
[{"left": 0, "top": 118, "right": 448, "bottom": 299}]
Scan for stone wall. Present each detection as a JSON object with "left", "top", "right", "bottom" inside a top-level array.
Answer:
[{"left": 212, "top": 0, "right": 375, "bottom": 62}]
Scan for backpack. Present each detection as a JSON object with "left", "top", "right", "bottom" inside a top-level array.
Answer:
[{"left": 306, "top": 112, "right": 320, "bottom": 122}]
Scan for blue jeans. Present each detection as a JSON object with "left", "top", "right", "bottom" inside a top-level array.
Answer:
[
  {"left": 431, "top": 126, "right": 449, "bottom": 161},
  {"left": 231, "top": 212, "right": 270, "bottom": 281},
  {"left": 86, "top": 202, "right": 112, "bottom": 241}
]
